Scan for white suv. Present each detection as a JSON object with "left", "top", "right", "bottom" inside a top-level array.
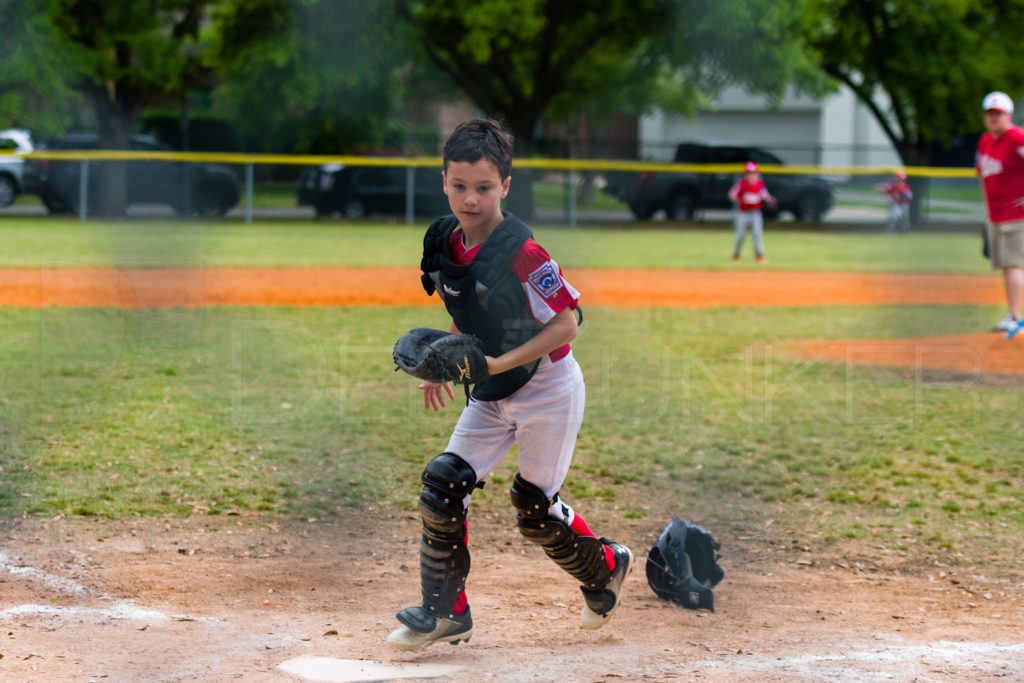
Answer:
[{"left": 0, "top": 129, "right": 33, "bottom": 207}]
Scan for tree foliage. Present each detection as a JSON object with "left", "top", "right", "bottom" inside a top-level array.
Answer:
[
  {"left": 0, "top": 0, "right": 78, "bottom": 135},
  {"left": 46, "top": 0, "right": 216, "bottom": 145},
  {"left": 802, "top": 0, "right": 1024, "bottom": 164},
  {"left": 401, "top": 0, "right": 669, "bottom": 152},
  {"left": 401, "top": 0, "right": 823, "bottom": 216},
  {"left": 210, "top": 0, "right": 414, "bottom": 153},
  {"left": 403, "top": 0, "right": 824, "bottom": 138},
  {"left": 645, "top": 0, "right": 826, "bottom": 115},
  {"left": 11, "top": 0, "right": 225, "bottom": 215}
]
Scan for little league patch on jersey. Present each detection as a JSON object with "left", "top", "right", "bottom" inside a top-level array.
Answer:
[{"left": 527, "top": 261, "right": 563, "bottom": 298}]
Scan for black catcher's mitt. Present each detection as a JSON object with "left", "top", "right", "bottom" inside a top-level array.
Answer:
[{"left": 393, "top": 327, "right": 490, "bottom": 385}]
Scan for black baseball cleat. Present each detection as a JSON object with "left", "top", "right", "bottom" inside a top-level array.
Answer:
[
  {"left": 580, "top": 543, "right": 635, "bottom": 630},
  {"left": 386, "top": 605, "right": 473, "bottom": 651}
]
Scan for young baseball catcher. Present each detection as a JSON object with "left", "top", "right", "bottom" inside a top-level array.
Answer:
[{"left": 388, "top": 119, "right": 635, "bottom": 651}]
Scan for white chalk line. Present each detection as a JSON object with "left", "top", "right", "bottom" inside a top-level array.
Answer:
[
  {"left": 0, "top": 551, "right": 219, "bottom": 624},
  {"left": 693, "top": 639, "right": 1024, "bottom": 680},
  {"left": 1, "top": 551, "right": 89, "bottom": 596},
  {"left": 278, "top": 657, "right": 463, "bottom": 682},
  {"left": 0, "top": 602, "right": 177, "bottom": 622}
]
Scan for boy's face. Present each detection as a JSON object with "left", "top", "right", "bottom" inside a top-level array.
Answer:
[
  {"left": 443, "top": 159, "right": 510, "bottom": 233},
  {"left": 744, "top": 171, "right": 759, "bottom": 182}
]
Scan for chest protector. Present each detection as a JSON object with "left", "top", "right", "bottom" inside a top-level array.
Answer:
[{"left": 420, "top": 212, "right": 542, "bottom": 401}]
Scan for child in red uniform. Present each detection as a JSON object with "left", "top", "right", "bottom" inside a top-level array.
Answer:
[
  {"left": 977, "top": 91, "right": 1024, "bottom": 332},
  {"left": 875, "top": 171, "right": 913, "bottom": 234},
  {"left": 387, "top": 119, "right": 634, "bottom": 652},
  {"left": 728, "top": 161, "right": 776, "bottom": 263}
]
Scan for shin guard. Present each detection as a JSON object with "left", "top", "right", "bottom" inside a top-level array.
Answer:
[
  {"left": 510, "top": 473, "right": 612, "bottom": 590},
  {"left": 417, "top": 452, "right": 477, "bottom": 618}
]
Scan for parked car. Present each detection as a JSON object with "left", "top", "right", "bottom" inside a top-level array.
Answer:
[
  {"left": 0, "top": 128, "right": 34, "bottom": 208},
  {"left": 297, "top": 163, "right": 449, "bottom": 219},
  {"left": 25, "top": 132, "right": 241, "bottom": 216},
  {"left": 603, "top": 143, "right": 835, "bottom": 222}
]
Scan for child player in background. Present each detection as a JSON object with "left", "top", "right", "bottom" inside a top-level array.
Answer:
[
  {"left": 875, "top": 171, "right": 913, "bottom": 234},
  {"left": 728, "top": 161, "right": 776, "bottom": 263}
]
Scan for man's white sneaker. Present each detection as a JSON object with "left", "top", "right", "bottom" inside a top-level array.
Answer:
[
  {"left": 995, "top": 314, "right": 1018, "bottom": 332},
  {"left": 580, "top": 543, "right": 635, "bottom": 630},
  {"left": 386, "top": 605, "right": 473, "bottom": 651}
]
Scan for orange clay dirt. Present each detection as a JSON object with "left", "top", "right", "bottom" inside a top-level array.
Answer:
[
  {"left": 1, "top": 267, "right": 1023, "bottom": 682},
  {"left": 0, "top": 265, "right": 1019, "bottom": 376},
  {"left": 0, "top": 266, "right": 1008, "bottom": 308}
]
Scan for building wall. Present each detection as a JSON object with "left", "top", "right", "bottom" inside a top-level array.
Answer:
[{"left": 639, "top": 84, "right": 902, "bottom": 168}]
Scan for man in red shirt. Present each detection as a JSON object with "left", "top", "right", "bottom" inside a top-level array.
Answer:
[{"left": 977, "top": 91, "right": 1024, "bottom": 331}]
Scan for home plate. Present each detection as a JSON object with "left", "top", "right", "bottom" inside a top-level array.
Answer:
[{"left": 278, "top": 656, "right": 463, "bottom": 682}]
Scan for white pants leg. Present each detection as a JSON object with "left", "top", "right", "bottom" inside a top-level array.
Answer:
[
  {"left": 750, "top": 210, "right": 765, "bottom": 256},
  {"left": 733, "top": 210, "right": 763, "bottom": 256},
  {"left": 886, "top": 204, "right": 899, "bottom": 233},
  {"left": 898, "top": 204, "right": 910, "bottom": 233},
  {"left": 732, "top": 211, "right": 749, "bottom": 256},
  {"left": 445, "top": 352, "right": 585, "bottom": 506}
]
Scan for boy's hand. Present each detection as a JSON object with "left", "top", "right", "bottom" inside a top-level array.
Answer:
[
  {"left": 417, "top": 378, "right": 454, "bottom": 411},
  {"left": 420, "top": 380, "right": 455, "bottom": 411}
]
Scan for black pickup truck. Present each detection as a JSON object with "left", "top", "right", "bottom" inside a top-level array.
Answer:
[{"left": 603, "top": 143, "right": 834, "bottom": 222}]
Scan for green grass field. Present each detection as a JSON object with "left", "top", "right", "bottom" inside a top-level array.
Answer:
[
  {"left": 0, "top": 218, "right": 994, "bottom": 273},
  {"left": 0, "top": 219, "right": 1018, "bottom": 569}
]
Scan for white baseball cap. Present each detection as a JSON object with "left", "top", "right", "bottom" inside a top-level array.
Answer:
[{"left": 983, "top": 91, "right": 1014, "bottom": 114}]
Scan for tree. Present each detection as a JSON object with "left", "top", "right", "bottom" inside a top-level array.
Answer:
[
  {"left": 0, "top": 0, "right": 77, "bottom": 136},
  {"left": 2, "top": 0, "right": 289, "bottom": 215},
  {"left": 802, "top": 0, "right": 1024, "bottom": 218},
  {"left": 400, "top": 0, "right": 824, "bottom": 219},
  {"left": 210, "top": 0, "right": 413, "bottom": 154},
  {"left": 36, "top": 0, "right": 222, "bottom": 215},
  {"left": 399, "top": 0, "right": 668, "bottom": 217}
]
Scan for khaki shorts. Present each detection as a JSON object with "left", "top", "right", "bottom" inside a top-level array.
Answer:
[{"left": 988, "top": 220, "right": 1024, "bottom": 268}]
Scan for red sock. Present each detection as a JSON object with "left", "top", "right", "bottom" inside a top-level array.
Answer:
[
  {"left": 602, "top": 544, "right": 615, "bottom": 572},
  {"left": 452, "top": 519, "right": 469, "bottom": 615},
  {"left": 569, "top": 512, "right": 616, "bottom": 573},
  {"left": 453, "top": 590, "right": 468, "bottom": 615}
]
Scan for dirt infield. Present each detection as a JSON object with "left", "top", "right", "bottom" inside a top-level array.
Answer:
[
  {"left": 796, "top": 333, "right": 1024, "bottom": 376},
  {"left": 2, "top": 267, "right": 1023, "bottom": 681},
  {"left": 2, "top": 515, "right": 1022, "bottom": 682}
]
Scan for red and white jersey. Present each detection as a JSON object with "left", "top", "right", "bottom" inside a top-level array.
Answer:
[
  {"left": 977, "top": 124, "right": 1024, "bottom": 224},
  {"left": 884, "top": 181, "right": 912, "bottom": 205},
  {"left": 450, "top": 230, "right": 579, "bottom": 361},
  {"left": 729, "top": 178, "right": 770, "bottom": 211}
]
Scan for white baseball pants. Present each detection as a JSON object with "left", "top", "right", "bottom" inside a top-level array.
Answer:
[
  {"left": 446, "top": 351, "right": 585, "bottom": 516},
  {"left": 733, "top": 209, "right": 765, "bottom": 257}
]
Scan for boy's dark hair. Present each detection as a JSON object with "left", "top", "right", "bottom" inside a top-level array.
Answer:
[{"left": 442, "top": 119, "right": 514, "bottom": 180}]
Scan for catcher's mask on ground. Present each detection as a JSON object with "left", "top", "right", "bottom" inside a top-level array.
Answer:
[{"left": 645, "top": 517, "right": 724, "bottom": 611}]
